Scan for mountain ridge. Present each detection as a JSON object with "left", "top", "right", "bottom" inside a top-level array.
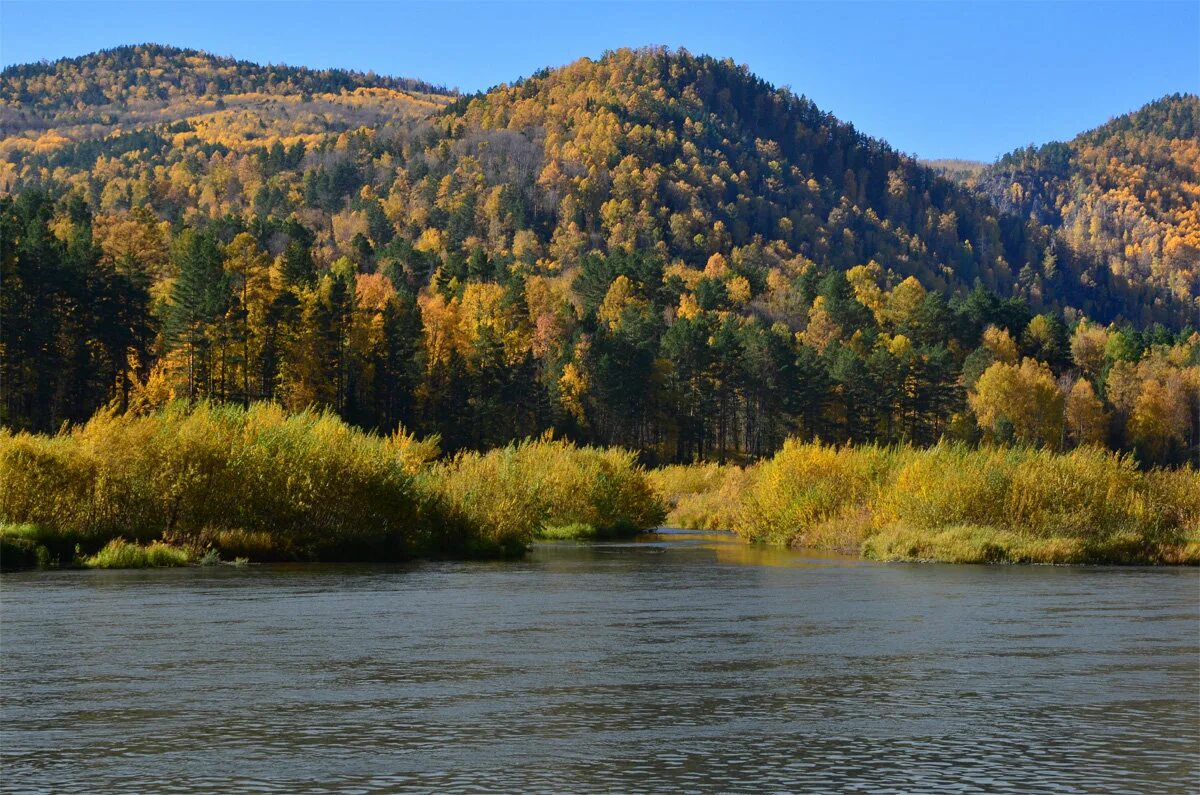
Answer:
[{"left": 2, "top": 45, "right": 1191, "bottom": 325}]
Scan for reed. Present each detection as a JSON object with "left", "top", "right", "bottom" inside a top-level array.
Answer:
[
  {"left": 429, "top": 438, "right": 665, "bottom": 545},
  {"left": 0, "top": 403, "right": 666, "bottom": 567},
  {"left": 646, "top": 441, "right": 1200, "bottom": 564}
]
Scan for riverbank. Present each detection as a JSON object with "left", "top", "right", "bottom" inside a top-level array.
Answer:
[
  {"left": 648, "top": 441, "right": 1200, "bottom": 564},
  {"left": 0, "top": 402, "right": 664, "bottom": 570},
  {"left": 3, "top": 405, "right": 1196, "bottom": 570}
]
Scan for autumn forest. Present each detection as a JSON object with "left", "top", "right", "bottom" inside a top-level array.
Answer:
[{"left": 1, "top": 44, "right": 1197, "bottom": 470}]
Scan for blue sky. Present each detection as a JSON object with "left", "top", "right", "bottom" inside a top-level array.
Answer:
[{"left": 1, "top": 1, "right": 1196, "bottom": 161}]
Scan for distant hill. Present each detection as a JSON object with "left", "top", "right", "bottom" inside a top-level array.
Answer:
[
  {"left": 976, "top": 94, "right": 1199, "bottom": 316},
  {"left": 0, "top": 44, "right": 452, "bottom": 158}
]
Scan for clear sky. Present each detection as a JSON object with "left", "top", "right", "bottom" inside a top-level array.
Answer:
[{"left": 1, "top": 1, "right": 1196, "bottom": 161}]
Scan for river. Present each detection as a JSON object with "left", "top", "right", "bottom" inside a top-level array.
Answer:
[{"left": 2, "top": 530, "right": 1197, "bottom": 793}]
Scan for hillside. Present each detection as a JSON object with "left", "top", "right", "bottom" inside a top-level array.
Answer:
[
  {"left": 2, "top": 46, "right": 1184, "bottom": 320},
  {"left": 2, "top": 46, "right": 1197, "bottom": 463},
  {"left": 0, "top": 44, "right": 452, "bottom": 178},
  {"left": 977, "top": 94, "right": 1199, "bottom": 316}
]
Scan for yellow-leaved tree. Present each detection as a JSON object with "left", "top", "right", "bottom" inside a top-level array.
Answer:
[
  {"left": 1065, "top": 378, "right": 1108, "bottom": 447},
  {"left": 969, "top": 358, "right": 1064, "bottom": 447}
]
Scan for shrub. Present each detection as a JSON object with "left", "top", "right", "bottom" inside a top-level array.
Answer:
[
  {"left": 0, "top": 403, "right": 452, "bottom": 561},
  {"left": 647, "top": 463, "right": 750, "bottom": 531},
  {"left": 733, "top": 441, "right": 897, "bottom": 546},
  {"left": 0, "top": 403, "right": 666, "bottom": 563},
  {"left": 0, "top": 524, "right": 48, "bottom": 571},
  {"left": 648, "top": 440, "right": 1199, "bottom": 564},
  {"left": 430, "top": 438, "right": 665, "bottom": 550},
  {"left": 84, "top": 539, "right": 192, "bottom": 568},
  {"left": 875, "top": 445, "right": 1187, "bottom": 543}
]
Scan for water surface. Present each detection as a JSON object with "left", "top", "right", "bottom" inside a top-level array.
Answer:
[{"left": 2, "top": 531, "right": 1198, "bottom": 793}]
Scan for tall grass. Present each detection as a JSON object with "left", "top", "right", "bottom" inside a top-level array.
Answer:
[
  {"left": 429, "top": 438, "right": 665, "bottom": 544},
  {"left": 0, "top": 403, "right": 665, "bottom": 568},
  {"left": 646, "top": 463, "right": 750, "bottom": 531},
  {"left": 647, "top": 441, "right": 1200, "bottom": 565},
  {"left": 83, "top": 539, "right": 192, "bottom": 568}
]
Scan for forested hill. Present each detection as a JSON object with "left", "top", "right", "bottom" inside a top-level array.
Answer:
[
  {"left": 433, "top": 48, "right": 1153, "bottom": 323},
  {"left": 975, "top": 94, "right": 1199, "bottom": 318},
  {"left": 1, "top": 46, "right": 1189, "bottom": 323},
  {"left": 2, "top": 46, "right": 1197, "bottom": 464},
  {"left": 0, "top": 43, "right": 449, "bottom": 112},
  {"left": 0, "top": 44, "right": 452, "bottom": 161}
]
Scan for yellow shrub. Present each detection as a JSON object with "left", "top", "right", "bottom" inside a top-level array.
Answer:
[{"left": 734, "top": 441, "right": 896, "bottom": 545}]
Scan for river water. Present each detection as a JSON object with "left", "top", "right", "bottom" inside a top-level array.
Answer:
[{"left": 2, "top": 530, "right": 1198, "bottom": 793}]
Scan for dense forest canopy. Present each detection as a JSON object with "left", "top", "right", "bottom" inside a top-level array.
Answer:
[
  {"left": 2, "top": 45, "right": 1197, "bottom": 464},
  {"left": 0, "top": 43, "right": 452, "bottom": 173},
  {"left": 977, "top": 94, "right": 1199, "bottom": 313}
]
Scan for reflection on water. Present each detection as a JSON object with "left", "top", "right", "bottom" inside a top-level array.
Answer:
[
  {"left": 2, "top": 531, "right": 1197, "bottom": 793},
  {"left": 636, "top": 527, "right": 864, "bottom": 567}
]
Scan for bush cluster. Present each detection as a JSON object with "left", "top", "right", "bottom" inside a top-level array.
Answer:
[
  {"left": 648, "top": 441, "right": 1199, "bottom": 564},
  {"left": 0, "top": 403, "right": 665, "bottom": 568}
]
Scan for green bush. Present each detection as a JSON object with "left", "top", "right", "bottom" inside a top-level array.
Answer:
[
  {"left": 538, "top": 522, "right": 601, "bottom": 540},
  {"left": 83, "top": 539, "right": 192, "bottom": 568}
]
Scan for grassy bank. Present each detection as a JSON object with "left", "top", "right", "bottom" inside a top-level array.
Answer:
[
  {"left": 651, "top": 441, "right": 1200, "bottom": 564},
  {"left": 0, "top": 403, "right": 664, "bottom": 569},
  {"left": 6, "top": 405, "right": 1192, "bottom": 570}
]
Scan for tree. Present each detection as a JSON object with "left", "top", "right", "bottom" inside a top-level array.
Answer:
[
  {"left": 885, "top": 276, "right": 926, "bottom": 328},
  {"left": 1127, "top": 377, "right": 1189, "bottom": 463},
  {"left": 969, "top": 358, "right": 1064, "bottom": 447},
  {"left": 280, "top": 221, "right": 317, "bottom": 287},
  {"left": 1070, "top": 321, "right": 1109, "bottom": 379},
  {"left": 223, "top": 232, "right": 272, "bottom": 403},
  {"left": 1065, "top": 379, "right": 1107, "bottom": 447},
  {"left": 167, "top": 228, "right": 229, "bottom": 398},
  {"left": 1022, "top": 313, "right": 1069, "bottom": 370},
  {"left": 981, "top": 325, "right": 1019, "bottom": 364}
]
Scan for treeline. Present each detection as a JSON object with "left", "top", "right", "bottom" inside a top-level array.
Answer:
[
  {"left": 4, "top": 189, "right": 1198, "bottom": 465},
  {"left": 2, "top": 48, "right": 1197, "bottom": 466}
]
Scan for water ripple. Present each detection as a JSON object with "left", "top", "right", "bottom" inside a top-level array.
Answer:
[{"left": 2, "top": 541, "right": 1197, "bottom": 793}]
